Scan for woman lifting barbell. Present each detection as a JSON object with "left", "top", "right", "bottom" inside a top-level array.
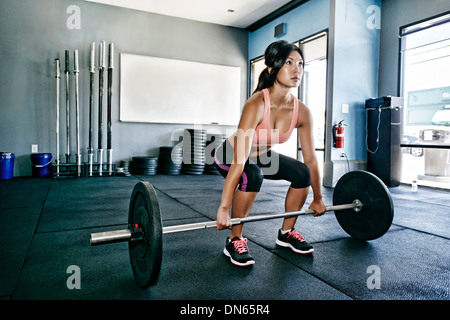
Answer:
[{"left": 214, "top": 40, "right": 326, "bottom": 267}]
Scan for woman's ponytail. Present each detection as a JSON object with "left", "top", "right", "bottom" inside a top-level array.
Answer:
[
  {"left": 252, "top": 67, "right": 275, "bottom": 95},
  {"left": 251, "top": 40, "right": 304, "bottom": 96}
]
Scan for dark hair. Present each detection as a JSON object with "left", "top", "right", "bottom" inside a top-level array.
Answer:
[{"left": 253, "top": 40, "right": 304, "bottom": 94}]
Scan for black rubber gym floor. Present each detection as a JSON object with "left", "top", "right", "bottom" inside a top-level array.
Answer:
[{"left": 1, "top": 174, "right": 449, "bottom": 302}]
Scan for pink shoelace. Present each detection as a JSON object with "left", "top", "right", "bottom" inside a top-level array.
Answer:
[
  {"left": 287, "top": 229, "right": 306, "bottom": 242},
  {"left": 232, "top": 238, "right": 249, "bottom": 254}
]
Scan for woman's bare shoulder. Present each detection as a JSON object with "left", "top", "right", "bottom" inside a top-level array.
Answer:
[
  {"left": 241, "top": 91, "right": 265, "bottom": 120},
  {"left": 296, "top": 99, "right": 313, "bottom": 127}
]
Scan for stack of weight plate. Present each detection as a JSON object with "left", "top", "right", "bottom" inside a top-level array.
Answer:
[
  {"left": 182, "top": 129, "right": 207, "bottom": 175},
  {"left": 119, "top": 160, "right": 130, "bottom": 175},
  {"left": 116, "top": 160, "right": 131, "bottom": 176},
  {"left": 157, "top": 146, "right": 183, "bottom": 175},
  {"left": 204, "top": 133, "right": 226, "bottom": 175},
  {"left": 130, "top": 156, "right": 158, "bottom": 175}
]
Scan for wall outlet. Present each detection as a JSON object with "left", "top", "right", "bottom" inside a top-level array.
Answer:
[
  {"left": 31, "top": 144, "right": 38, "bottom": 153},
  {"left": 340, "top": 152, "right": 346, "bottom": 159}
]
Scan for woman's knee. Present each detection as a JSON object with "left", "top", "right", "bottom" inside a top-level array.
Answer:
[
  {"left": 290, "top": 162, "right": 311, "bottom": 189},
  {"left": 239, "top": 164, "right": 264, "bottom": 192}
]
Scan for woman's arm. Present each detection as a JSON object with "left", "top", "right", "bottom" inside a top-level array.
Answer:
[
  {"left": 297, "top": 102, "right": 326, "bottom": 216},
  {"left": 216, "top": 94, "right": 264, "bottom": 229}
]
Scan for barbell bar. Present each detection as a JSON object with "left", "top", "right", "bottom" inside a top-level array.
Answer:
[
  {"left": 90, "top": 200, "right": 363, "bottom": 245},
  {"left": 90, "top": 170, "right": 394, "bottom": 288}
]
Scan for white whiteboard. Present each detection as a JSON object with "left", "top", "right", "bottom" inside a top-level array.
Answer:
[{"left": 119, "top": 53, "right": 241, "bottom": 125}]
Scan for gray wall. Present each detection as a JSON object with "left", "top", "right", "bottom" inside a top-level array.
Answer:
[
  {"left": 378, "top": 0, "right": 450, "bottom": 97},
  {"left": 0, "top": 0, "right": 248, "bottom": 177}
]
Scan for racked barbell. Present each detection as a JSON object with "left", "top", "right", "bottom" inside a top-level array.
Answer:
[{"left": 90, "top": 170, "right": 394, "bottom": 288}]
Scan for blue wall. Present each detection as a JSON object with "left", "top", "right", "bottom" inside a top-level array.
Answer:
[
  {"left": 330, "top": 0, "right": 381, "bottom": 161},
  {"left": 248, "top": 0, "right": 330, "bottom": 60}
]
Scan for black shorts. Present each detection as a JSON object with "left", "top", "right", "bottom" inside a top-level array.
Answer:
[{"left": 214, "top": 139, "right": 311, "bottom": 192}]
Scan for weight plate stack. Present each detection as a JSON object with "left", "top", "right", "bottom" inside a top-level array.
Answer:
[
  {"left": 131, "top": 156, "right": 158, "bottom": 175},
  {"left": 182, "top": 129, "right": 207, "bottom": 175},
  {"left": 157, "top": 146, "right": 183, "bottom": 175},
  {"left": 204, "top": 133, "right": 226, "bottom": 175},
  {"left": 116, "top": 160, "right": 131, "bottom": 176}
]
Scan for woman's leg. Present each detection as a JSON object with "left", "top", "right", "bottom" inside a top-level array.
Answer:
[
  {"left": 230, "top": 190, "right": 258, "bottom": 239},
  {"left": 258, "top": 150, "right": 311, "bottom": 231},
  {"left": 282, "top": 186, "right": 309, "bottom": 231},
  {"left": 215, "top": 140, "right": 264, "bottom": 239},
  {"left": 228, "top": 162, "right": 264, "bottom": 239},
  {"left": 215, "top": 143, "right": 264, "bottom": 266},
  {"left": 260, "top": 151, "right": 314, "bottom": 253}
]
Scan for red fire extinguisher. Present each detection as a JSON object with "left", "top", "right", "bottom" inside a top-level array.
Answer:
[{"left": 333, "top": 120, "right": 346, "bottom": 148}]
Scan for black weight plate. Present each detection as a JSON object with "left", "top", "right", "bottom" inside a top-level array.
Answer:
[
  {"left": 158, "top": 159, "right": 181, "bottom": 165},
  {"left": 183, "top": 163, "right": 206, "bottom": 168},
  {"left": 159, "top": 156, "right": 182, "bottom": 162},
  {"left": 182, "top": 166, "right": 205, "bottom": 172},
  {"left": 132, "top": 165, "right": 157, "bottom": 169},
  {"left": 128, "top": 181, "right": 163, "bottom": 288},
  {"left": 158, "top": 170, "right": 181, "bottom": 175},
  {"left": 333, "top": 170, "right": 394, "bottom": 241},
  {"left": 160, "top": 146, "right": 182, "bottom": 151},
  {"left": 182, "top": 171, "right": 204, "bottom": 175},
  {"left": 161, "top": 149, "right": 183, "bottom": 154},
  {"left": 133, "top": 166, "right": 158, "bottom": 171},
  {"left": 133, "top": 156, "right": 158, "bottom": 162},
  {"left": 183, "top": 168, "right": 205, "bottom": 172},
  {"left": 158, "top": 163, "right": 182, "bottom": 168},
  {"left": 159, "top": 153, "right": 183, "bottom": 159},
  {"left": 182, "top": 167, "right": 205, "bottom": 171},
  {"left": 159, "top": 153, "right": 183, "bottom": 157}
]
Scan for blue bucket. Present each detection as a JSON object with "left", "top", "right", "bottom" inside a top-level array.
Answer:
[
  {"left": 0, "top": 152, "right": 15, "bottom": 179},
  {"left": 30, "top": 153, "right": 52, "bottom": 177}
]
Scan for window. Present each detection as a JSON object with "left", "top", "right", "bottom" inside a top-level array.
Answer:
[{"left": 399, "top": 12, "right": 450, "bottom": 189}]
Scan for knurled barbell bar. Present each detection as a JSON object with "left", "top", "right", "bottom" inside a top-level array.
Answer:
[{"left": 90, "top": 170, "right": 394, "bottom": 288}]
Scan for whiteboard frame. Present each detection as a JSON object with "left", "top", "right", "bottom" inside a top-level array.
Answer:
[{"left": 119, "top": 53, "right": 241, "bottom": 125}]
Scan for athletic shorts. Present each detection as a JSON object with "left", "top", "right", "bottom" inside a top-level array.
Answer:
[{"left": 214, "top": 139, "right": 311, "bottom": 192}]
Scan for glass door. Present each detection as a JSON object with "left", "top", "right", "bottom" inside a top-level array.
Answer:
[{"left": 399, "top": 13, "right": 450, "bottom": 189}]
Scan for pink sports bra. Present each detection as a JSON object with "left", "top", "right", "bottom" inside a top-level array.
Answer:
[{"left": 253, "top": 88, "right": 298, "bottom": 146}]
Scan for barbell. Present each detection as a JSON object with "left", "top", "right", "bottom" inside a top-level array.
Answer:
[{"left": 90, "top": 170, "right": 394, "bottom": 288}]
